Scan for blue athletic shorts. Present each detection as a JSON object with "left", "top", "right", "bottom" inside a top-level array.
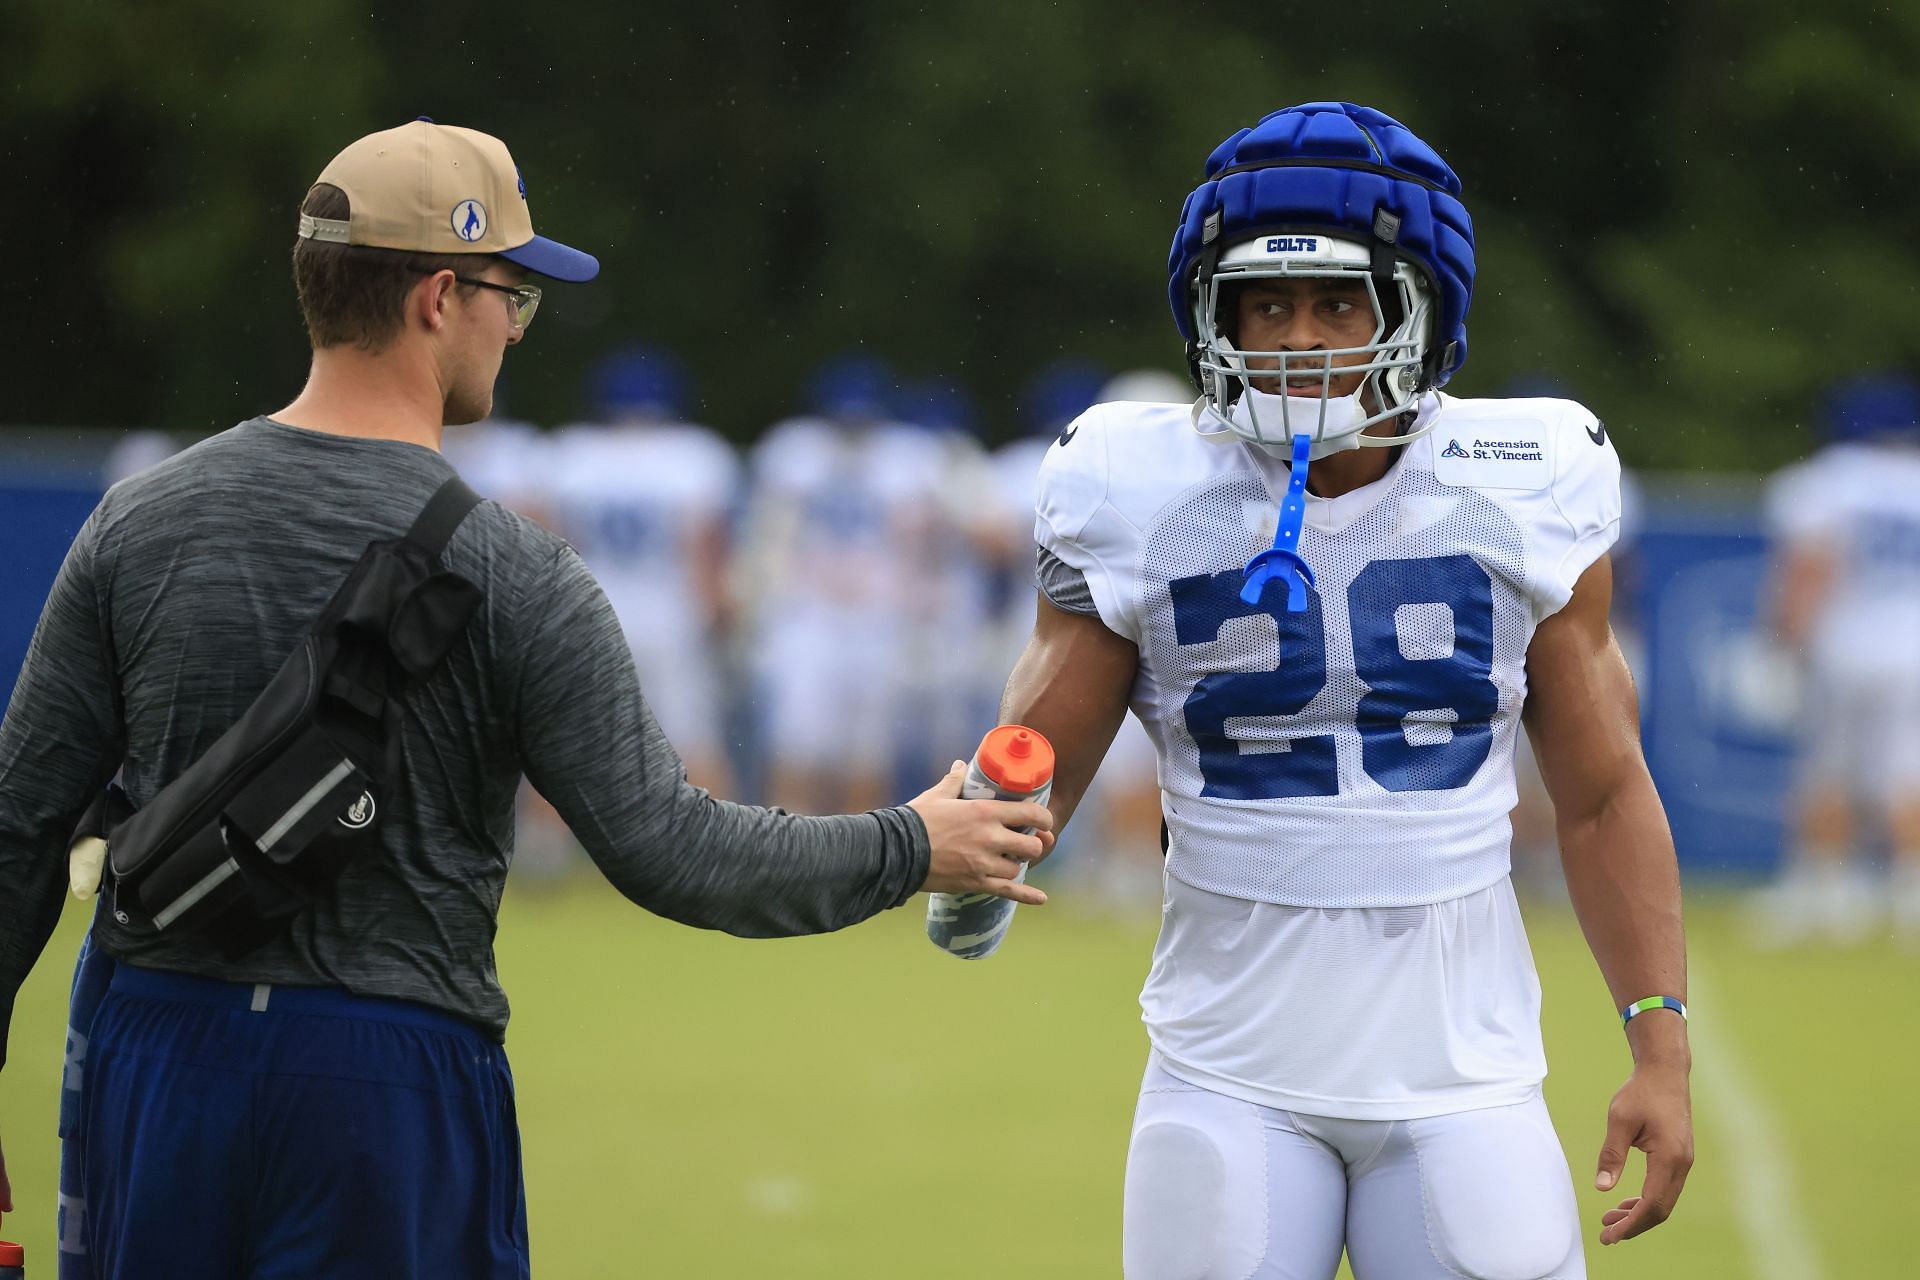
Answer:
[
  {"left": 58, "top": 916, "right": 115, "bottom": 1279},
  {"left": 79, "top": 964, "right": 530, "bottom": 1279}
]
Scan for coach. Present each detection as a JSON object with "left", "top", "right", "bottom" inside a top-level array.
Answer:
[{"left": 0, "top": 119, "right": 1051, "bottom": 1278}]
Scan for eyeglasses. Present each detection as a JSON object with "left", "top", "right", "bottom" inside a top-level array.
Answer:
[
  {"left": 456, "top": 276, "right": 541, "bottom": 331},
  {"left": 406, "top": 266, "right": 542, "bottom": 331}
]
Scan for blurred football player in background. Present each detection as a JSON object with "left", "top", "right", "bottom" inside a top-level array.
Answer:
[
  {"left": 738, "top": 352, "right": 945, "bottom": 814},
  {"left": 1749, "top": 372, "right": 1920, "bottom": 947},
  {"left": 1000, "top": 102, "right": 1691, "bottom": 1275},
  {"left": 549, "top": 346, "right": 741, "bottom": 797},
  {"left": 445, "top": 383, "right": 602, "bottom": 881},
  {"left": 101, "top": 430, "right": 184, "bottom": 488},
  {"left": 440, "top": 386, "right": 550, "bottom": 522},
  {"left": 888, "top": 377, "right": 1003, "bottom": 784},
  {"left": 984, "top": 361, "right": 1111, "bottom": 695}
]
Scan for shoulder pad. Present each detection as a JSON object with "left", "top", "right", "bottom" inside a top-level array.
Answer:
[
  {"left": 1427, "top": 396, "right": 1621, "bottom": 616},
  {"left": 1035, "top": 404, "right": 1120, "bottom": 543},
  {"left": 1042, "top": 400, "right": 1220, "bottom": 535},
  {"left": 1538, "top": 398, "right": 1622, "bottom": 545},
  {"left": 1428, "top": 396, "right": 1586, "bottom": 490}
]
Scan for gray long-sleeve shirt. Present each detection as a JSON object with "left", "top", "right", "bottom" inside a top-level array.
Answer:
[{"left": 0, "top": 418, "right": 930, "bottom": 1067}]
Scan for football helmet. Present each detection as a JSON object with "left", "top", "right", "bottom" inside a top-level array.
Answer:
[
  {"left": 590, "top": 343, "right": 692, "bottom": 421},
  {"left": 1022, "top": 359, "right": 1109, "bottom": 439},
  {"left": 1823, "top": 371, "right": 1920, "bottom": 446},
  {"left": 806, "top": 351, "right": 895, "bottom": 423},
  {"left": 1167, "top": 102, "right": 1476, "bottom": 457},
  {"left": 898, "top": 376, "right": 980, "bottom": 437}
]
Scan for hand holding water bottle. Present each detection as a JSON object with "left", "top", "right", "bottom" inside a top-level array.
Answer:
[
  {"left": 909, "top": 730, "right": 1055, "bottom": 909},
  {"left": 923, "top": 727, "right": 1056, "bottom": 958}
]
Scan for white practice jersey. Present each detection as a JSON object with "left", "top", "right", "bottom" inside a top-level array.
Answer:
[
  {"left": 744, "top": 417, "right": 948, "bottom": 619},
  {"left": 986, "top": 435, "right": 1057, "bottom": 656},
  {"left": 993, "top": 436, "right": 1054, "bottom": 530},
  {"left": 910, "top": 427, "right": 1001, "bottom": 662},
  {"left": 103, "top": 430, "right": 183, "bottom": 487},
  {"left": 1036, "top": 393, "right": 1620, "bottom": 1117},
  {"left": 546, "top": 421, "right": 740, "bottom": 647},
  {"left": 443, "top": 418, "right": 549, "bottom": 518},
  {"left": 1765, "top": 440, "right": 1920, "bottom": 680}
]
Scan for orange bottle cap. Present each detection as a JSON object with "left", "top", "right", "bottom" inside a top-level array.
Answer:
[
  {"left": 978, "top": 725, "right": 1054, "bottom": 794},
  {"left": 0, "top": 1241, "right": 23, "bottom": 1266}
]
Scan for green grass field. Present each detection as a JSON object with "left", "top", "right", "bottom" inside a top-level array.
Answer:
[{"left": 2, "top": 879, "right": 1912, "bottom": 1276}]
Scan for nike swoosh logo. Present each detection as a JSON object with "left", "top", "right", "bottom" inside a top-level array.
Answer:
[
  {"left": 1586, "top": 420, "right": 1608, "bottom": 446},
  {"left": 1057, "top": 423, "right": 1078, "bottom": 446}
]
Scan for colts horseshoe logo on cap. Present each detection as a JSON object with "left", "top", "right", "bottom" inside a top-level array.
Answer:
[{"left": 451, "top": 199, "right": 488, "bottom": 242}]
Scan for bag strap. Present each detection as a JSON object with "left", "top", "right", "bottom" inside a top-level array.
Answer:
[{"left": 401, "top": 475, "right": 483, "bottom": 560}]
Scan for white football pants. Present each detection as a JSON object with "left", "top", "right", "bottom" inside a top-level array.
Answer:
[{"left": 1123, "top": 1053, "right": 1584, "bottom": 1279}]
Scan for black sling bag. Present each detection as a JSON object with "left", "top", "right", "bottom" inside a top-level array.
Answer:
[{"left": 94, "top": 476, "right": 485, "bottom": 957}]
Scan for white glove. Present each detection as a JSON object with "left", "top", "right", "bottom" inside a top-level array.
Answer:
[{"left": 70, "top": 836, "right": 108, "bottom": 900}]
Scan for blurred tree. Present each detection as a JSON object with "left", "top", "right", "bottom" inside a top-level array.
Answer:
[
  {"left": 3, "top": 0, "right": 1917, "bottom": 468},
  {"left": 7, "top": 0, "right": 383, "bottom": 430}
]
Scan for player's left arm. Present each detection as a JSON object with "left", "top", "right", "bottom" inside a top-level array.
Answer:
[{"left": 1522, "top": 551, "right": 1693, "bottom": 1247}]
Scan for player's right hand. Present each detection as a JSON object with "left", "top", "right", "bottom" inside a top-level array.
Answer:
[{"left": 909, "top": 760, "right": 1055, "bottom": 904}]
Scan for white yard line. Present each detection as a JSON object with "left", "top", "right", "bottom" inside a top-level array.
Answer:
[{"left": 1687, "top": 961, "right": 1825, "bottom": 1279}]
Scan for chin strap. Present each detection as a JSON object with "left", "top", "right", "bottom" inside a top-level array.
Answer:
[
  {"left": 1240, "top": 432, "right": 1316, "bottom": 612},
  {"left": 1369, "top": 207, "right": 1405, "bottom": 338},
  {"left": 1185, "top": 209, "right": 1228, "bottom": 395}
]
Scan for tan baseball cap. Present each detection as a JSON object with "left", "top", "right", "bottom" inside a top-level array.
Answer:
[{"left": 296, "top": 117, "right": 598, "bottom": 282}]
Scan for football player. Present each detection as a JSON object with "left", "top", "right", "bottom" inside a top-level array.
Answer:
[
  {"left": 548, "top": 346, "right": 742, "bottom": 797},
  {"left": 738, "top": 352, "right": 945, "bottom": 814},
  {"left": 102, "top": 430, "right": 185, "bottom": 487},
  {"left": 1752, "top": 372, "right": 1920, "bottom": 947},
  {"left": 1000, "top": 102, "right": 1692, "bottom": 1276},
  {"left": 440, "top": 399, "right": 550, "bottom": 523},
  {"left": 891, "top": 377, "right": 1005, "bottom": 780}
]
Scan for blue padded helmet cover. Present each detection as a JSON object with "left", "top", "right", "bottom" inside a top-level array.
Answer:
[
  {"left": 1023, "top": 359, "right": 1110, "bottom": 437},
  {"left": 1167, "top": 102, "right": 1476, "bottom": 386},
  {"left": 1823, "top": 371, "right": 1920, "bottom": 444},
  {"left": 806, "top": 351, "right": 895, "bottom": 420},
  {"left": 591, "top": 343, "right": 692, "bottom": 418}
]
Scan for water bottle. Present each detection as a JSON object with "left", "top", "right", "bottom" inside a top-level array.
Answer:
[
  {"left": 925, "top": 725, "right": 1054, "bottom": 959},
  {"left": 0, "top": 1239, "right": 24, "bottom": 1278}
]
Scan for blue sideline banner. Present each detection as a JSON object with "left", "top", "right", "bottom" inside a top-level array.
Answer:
[
  {"left": 1632, "top": 506, "right": 1795, "bottom": 878},
  {"left": 1, "top": 478, "right": 101, "bottom": 707}
]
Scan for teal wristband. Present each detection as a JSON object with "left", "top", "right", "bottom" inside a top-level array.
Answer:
[{"left": 1620, "top": 996, "right": 1687, "bottom": 1028}]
